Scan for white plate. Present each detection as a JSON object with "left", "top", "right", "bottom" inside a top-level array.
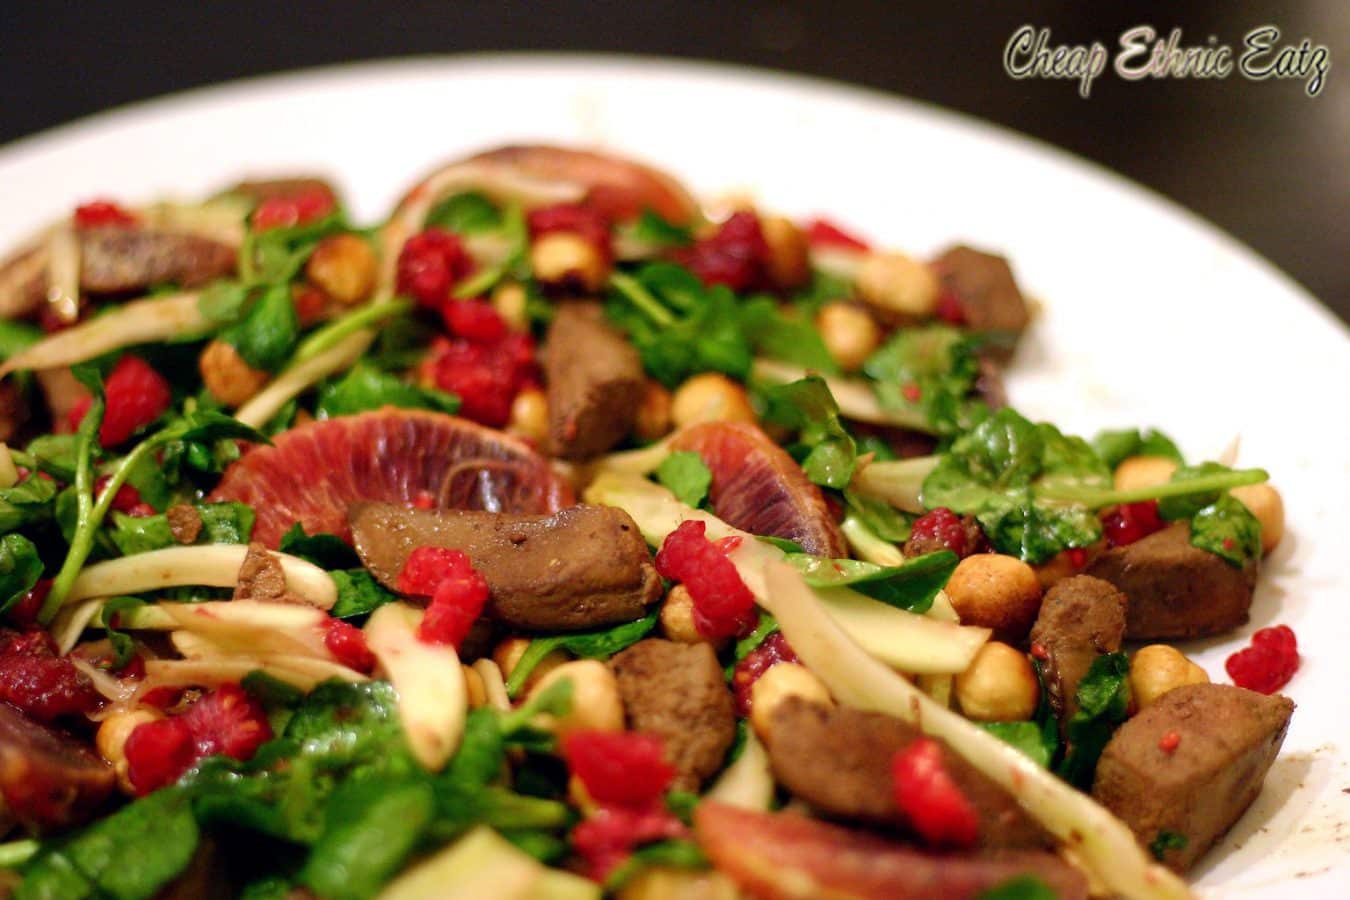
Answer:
[{"left": 2, "top": 55, "right": 1347, "bottom": 897}]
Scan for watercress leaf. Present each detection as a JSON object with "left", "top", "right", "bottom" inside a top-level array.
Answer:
[
  {"left": 757, "top": 376, "right": 857, "bottom": 488},
  {"left": 500, "top": 829, "right": 569, "bottom": 863},
  {"left": 627, "top": 209, "right": 694, "bottom": 248},
  {"left": 316, "top": 361, "right": 460, "bottom": 419},
  {"left": 198, "top": 280, "right": 252, "bottom": 325},
  {"left": 0, "top": 534, "right": 43, "bottom": 615},
  {"left": 221, "top": 284, "right": 299, "bottom": 372},
  {"left": 0, "top": 318, "right": 42, "bottom": 360},
  {"left": 737, "top": 296, "right": 839, "bottom": 374},
  {"left": 120, "top": 450, "right": 172, "bottom": 511},
  {"left": 0, "top": 473, "right": 58, "bottom": 534},
  {"left": 18, "top": 787, "right": 199, "bottom": 900},
  {"left": 733, "top": 613, "right": 779, "bottom": 664},
  {"left": 790, "top": 269, "right": 853, "bottom": 317},
  {"left": 1156, "top": 462, "right": 1240, "bottom": 521},
  {"left": 785, "top": 550, "right": 956, "bottom": 613},
  {"left": 977, "top": 875, "right": 1059, "bottom": 900},
  {"left": 980, "top": 721, "right": 1056, "bottom": 768},
  {"left": 24, "top": 434, "right": 79, "bottom": 481},
  {"left": 843, "top": 489, "right": 912, "bottom": 542},
  {"left": 248, "top": 213, "right": 350, "bottom": 286},
  {"left": 1092, "top": 427, "right": 1183, "bottom": 470},
  {"left": 241, "top": 669, "right": 305, "bottom": 709},
  {"left": 656, "top": 451, "right": 712, "bottom": 508},
  {"left": 1190, "top": 494, "right": 1262, "bottom": 567},
  {"left": 504, "top": 611, "right": 660, "bottom": 697},
  {"left": 168, "top": 408, "right": 270, "bottom": 446},
  {"left": 425, "top": 191, "right": 502, "bottom": 234},
  {"left": 754, "top": 535, "right": 805, "bottom": 553},
  {"left": 1148, "top": 829, "right": 1189, "bottom": 862},
  {"left": 280, "top": 524, "right": 361, "bottom": 569},
  {"left": 864, "top": 324, "right": 985, "bottom": 435},
  {"left": 97, "top": 596, "right": 143, "bottom": 668},
  {"left": 1056, "top": 652, "right": 1130, "bottom": 789},
  {"left": 281, "top": 681, "right": 405, "bottom": 764},
  {"left": 108, "top": 502, "right": 254, "bottom": 555},
  {"left": 441, "top": 709, "right": 505, "bottom": 794},
  {"left": 604, "top": 839, "right": 709, "bottom": 891},
  {"left": 329, "top": 570, "right": 399, "bottom": 619},
  {"left": 300, "top": 776, "right": 435, "bottom": 900}
]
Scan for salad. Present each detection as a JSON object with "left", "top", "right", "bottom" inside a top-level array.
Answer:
[{"left": 0, "top": 145, "right": 1296, "bottom": 899}]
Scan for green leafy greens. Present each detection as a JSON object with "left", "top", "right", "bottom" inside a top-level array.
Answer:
[
  {"left": 1055, "top": 652, "right": 1131, "bottom": 789},
  {"left": 784, "top": 549, "right": 957, "bottom": 614},
  {"left": 505, "top": 611, "right": 660, "bottom": 697}
]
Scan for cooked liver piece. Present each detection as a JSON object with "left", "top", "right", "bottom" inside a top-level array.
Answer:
[
  {"left": 1092, "top": 683, "right": 1294, "bottom": 872},
  {"left": 1028, "top": 575, "right": 1127, "bottom": 725},
  {"left": 610, "top": 639, "right": 736, "bottom": 791},
  {"left": 543, "top": 302, "right": 645, "bottom": 461},
  {"left": 932, "top": 245, "right": 1031, "bottom": 338},
  {"left": 764, "top": 697, "right": 1049, "bottom": 849},
  {"left": 78, "top": 227, "right": 236, "bottom": 292},
  {"left": 350, "top": 502, "right": 662, "bottom": 631},
  {"left": 0, "top": 702, "right": 115, "bottom": 832},
  {"left": 1086, "top": 522, "right": 1257, "bottom": 640}
]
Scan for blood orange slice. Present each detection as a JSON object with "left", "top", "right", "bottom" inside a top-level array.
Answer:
[
  {"left": 669, "top": 422, "right": 845, "bottom": 557},
  {"left": 210, "top": 408, "right": 573, "bottom": 547}
]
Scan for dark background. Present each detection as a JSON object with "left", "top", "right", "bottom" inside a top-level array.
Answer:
[{"left": 2, "top": 1, "right": 1346, "bottom": 323}]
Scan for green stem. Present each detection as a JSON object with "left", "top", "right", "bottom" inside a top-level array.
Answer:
[
  {"left": 40, "top": 428, "right": 162, "bottom": 625},
  {"left": 1043, "top": 468, "right": 1268, "bottom": 508},
  {"left": 0, "top": 838, "right": 39, "bottom": 869},
  {"left": 293, "top": 299, "right": 411, "bottom": 364},
  {"left": 608, "top": 272, "right": 675, "bottom": 328}
]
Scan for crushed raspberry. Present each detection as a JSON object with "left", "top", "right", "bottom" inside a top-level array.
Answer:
[
  {"left": 1158, "top": 731, "right": 1181, "bottom": 754},
  {"left": 127, "top": 682, "right": 272, "bottom": 796},
  {"left": 423, "top": 332, "right": 537, "bottom": 428},
  {"left": 124, "top": 717, "right": 195, "bottom": 795},
  {"left": 1029, "top": 642, "right": 1049, "bottom": 661},
  {"left": 1065, "top": 547, "right": 1089, "bottom": 569},
  {"left": 324, "top": 619, "right": 376, "bottom": 673},
  {"left": 442, "top": 299, "right": 507, "bottom": 343},
  {"left": 935, "top": 289, "right": 967, "bottom": 325},
  {"left": 804, "top": 218, "right": 870, "bottom": 252},
  {"left": 1103, "top": 500, "right": 1164, "bottom": 548},
  {"left": 570, "top": 803, "right": 688, "bottom": 882},
  {"left": 891, "top": 738, "right": 979, "bottom": 849},
  {"left": 0, "top": 629, "right": 99, "bottom": 722},
  {"left": 731, "top": 631, "right": 799, "bottom": 716},
  {"left": 73, "top": 200, "right": 138, "bottom": 228},
  {"left": 6, "top": 580, "right": 51, "bottom": 627},
  {"left": 411, "top": 491, "right": 436, "bottom": 510},
  {"left": 291, "top": 285, "right": 328, "bottom": 326},
  {"left": 527, "top": 203, "right": 612, "bottom": 255},
  {"left": 397, "top": 546, "right": 475, "bottom": 596},
  {"left": 901, "top": 382, "right": 923, "bottom": 403},
  {"left": 655, "top": 520, "right": 757, "bottom": 640},
  {"left": 396, "top": 228, "right": 473, "bottom": 308},
  {"left": 562, "top": 731, "right": 676, "bottom": 809},
  {"left": 675, "top": 211, "right": 769, "bottom": 292},
  {"left": 909, "top": 508, "right": 972, "bottom": 557},
  {"left": 68, "top": 355, "right": 172, "bottom": 447},
  {"left": 140, "top": 686, "right": 182, "bottom": 709},
  {"left": 419, "top": 568, "right": 489, "bottom": 649},
  {"left": 1226, "top": 625, "right": 1299, "bottom": 694},
  {"left": 714, "top": 535, "right": 743, "bottom": 554},
  {"left": 94, "top": 475, "right": 145, "bottom": 514},
  {"left": 252, "top": 186, "right": 335, "bottom": 232}
]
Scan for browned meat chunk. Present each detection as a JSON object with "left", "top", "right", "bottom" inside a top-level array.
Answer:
[
  {"left": 610, "top": 639, "right": 736, "bottom": 791},
  {"left": 78, "top": 227, "right": 235, "bottom": 293},
  {"left": 932, "top": 245, "right": 1031, "bottom": 342},
  {"left": 1087, "top": 522, "right": 1257, "bottom": 640},
  {"left": 0, "top": 702, "right": 115, "bottom": 832},
  {"left": 696, "top": 802, "right": 1089, "bottom": 900},
  {"left": 351, "top": 502, "right": 662, "bottom": 631},
  {"left": 543, "top": 302, "right": 645, "bottom": 460},
  {"left": 0, "top": 381, "right": 29, "bottom": 444},
  {"left": 1092, "top": 683, "right": 1294, "bottom": 872},
  {"left": 233, "top": 542, "right": 287, "bottom": 602},
  {"left": 1028, "top": 575, "right": 1127, "bottom": 724},
  {"left": 763, "top": 697, "right": 1049, "bottom": 849},
  {"left": 167, "top": 504, "right": 204, "bottom": 544}
]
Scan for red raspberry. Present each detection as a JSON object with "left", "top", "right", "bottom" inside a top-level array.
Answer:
[
  {"left": 654, "top": 520, "right": 757, "bottom": 640},
  {"left": 396, "top": 228, "right": 473, "bottom": 308},
  {"left": 909, "top": 508, "right": 971, "bottom": 557},
  {"left": 411, "top": 491, "right": 436, "bottom": 510},
  {"left": 73, "top": 200, "right": 138, "bottom": 228},
  {"left": 125, "top": 716, "right": 196, "bottom": 795},
  {"left": 562, "top": 731, "right": 676, "bottom": 809},
  {"left": 675, "top": 211, "right": 770, "bottom": 292},
  {"left": 1103, "top": 500, "right": 1164, "bottom": 548},
  {"left": 1226, "top": 625, "right": 1299, "bottom": 694},
  {"left": 6, "top": 580, "right": 50, "bottom": 627},
  {"left": 69, "top": 355, "right": 172, "bottom": 447},
  {"left": 570, "top": 804, "right": 687, "bottom": 882},
  {"left": 731, "top": 632, "right": 799, "bottom": 716},
  {"left": 94, "top": 475, "right": 145, "bottom": 514},
  {"left": 324, "top": 619, "right": 376, "bottom": 673},
  {"left": 252, "top": 186, "right": 335, "bottom": 232},
  {"left": 140, "top": 686, "right": 182, "bottom": 709},
  {"left": 180, "top": 683, "right": 272, "bottom": 761},
  {"left": 0, "top": 630, "right": 99, "bottom": 722},
  {"left": 397, "top": 546, "right": 475, "bottom": 596},
  {"left": 442, "top": 299, "right": 507, "bottom": 343},
  {"left": 292, "top": 285, "right": 328, "bottom": 326},
  {"left": 527, "top": 203, "right": 612, "bottom": 255},
  {"left": 419, "top": 566, "right": 490, "bottom": 649},
  {"left": 891, "top": 738, "right": 980, "bottom": 849},
  {"left": 426, "top": 332, "right": 537, "bottom": 428},
  {"left": 804, "top": 218, "right": 870, "bottom": 252}
]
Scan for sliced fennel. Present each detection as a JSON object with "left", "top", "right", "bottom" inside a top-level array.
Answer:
[
  {"left": 584, "top": 472, "right": 988, "bottom": 675},
  {"left": 63, "top": 545, "right": 337, "bottom": 609},
  {"left": 750, "top": 358, "right": 931, "bottom": 432},
  {"left": 0, "top": 292, "right": 207, "bottom": 376},
  {"left": 849, "top": 455, "right": 940, "bottom": 514},
  {"left": 157, "top": 600, "right": 331, "bottom": 658},
  {"left": 377, "top": 825, "right": 599, "bottom": 900},
  {"left": 234, "top": 328, "right": 373, "bottom": 428},
  {"left": 44, "top": 226, "right": 81, "bottom": 326},
  {"left": 365, "top": 602, "right": 466, "bottom": 772},
  {"left": 761, "top": 561, "right": 1190, "bottom": 900},
  {"left": 707, "top": 731, "right": 774, "bottom": 811},
  {"left": 142, "top": 655, "right": 364, "bottom": 694}
]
